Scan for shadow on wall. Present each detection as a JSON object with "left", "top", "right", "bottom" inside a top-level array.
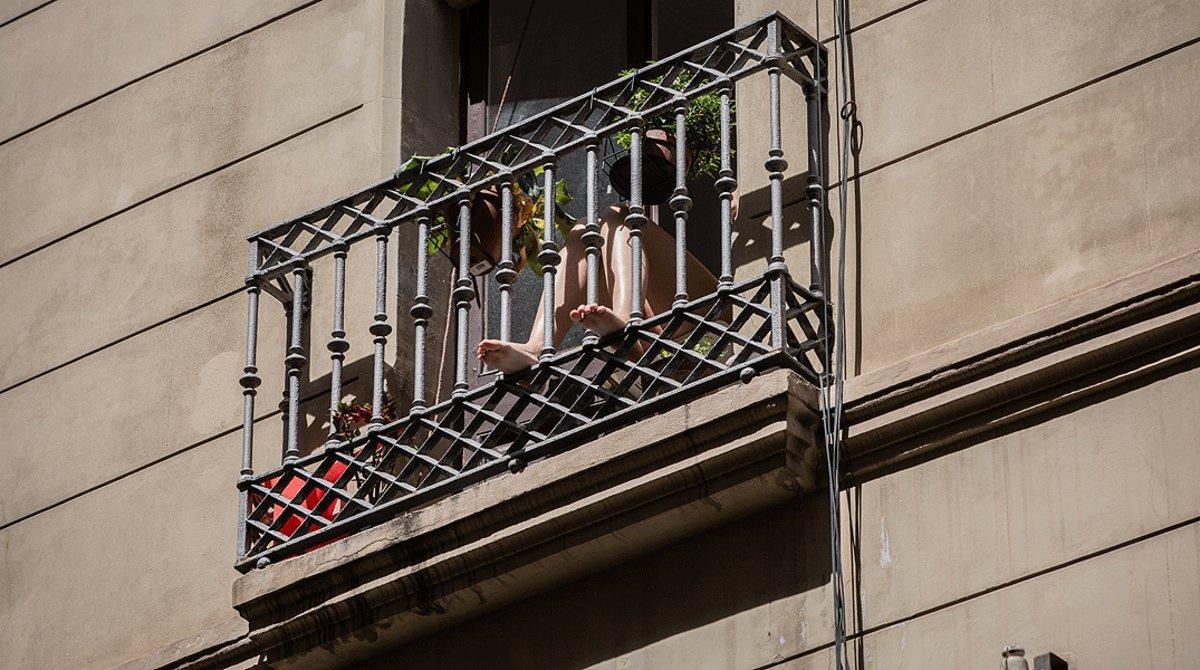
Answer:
[
  {"left": 361, "top": 495, "right": 835, "bottom": 669},
  {"left": 733, "top": 169, "right": 836, "bottom": 291}
]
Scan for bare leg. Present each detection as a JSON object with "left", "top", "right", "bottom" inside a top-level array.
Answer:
[
  {"left": 478, "top": 226, "right": 602, "bottom": 373},
  {"left": 478, "top": 204, "right": 721, "bottom": 374},
  {"left": 576, "top": 204, "right": 721, "bottom": 343},
  {"left": 603, "top": 204, "right": 721, "bottom": 326}
]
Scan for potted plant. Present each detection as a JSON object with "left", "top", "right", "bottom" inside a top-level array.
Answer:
[
  {"left": 395, "top": 153, "right": 576, "bottom": 276},
  {"left": 609, "top": 67, "right": 733, "bottom": 205}
]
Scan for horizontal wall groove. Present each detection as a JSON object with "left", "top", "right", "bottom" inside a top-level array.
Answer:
[
  {"left": 755, "top": 33, "right": 1200, "bottom": 221},
  {"left": 0, "top": 0, "right": 326, "bottom": 147},
  {"left": 816, "top": 0, "right": 932, "bottom": 43},
  {"left": 0, "top": 287, "right": 242, "bottom": 397},
  {"left": 0, "top": 374, "right": 359, "bottom": 532},
  {"left": 0, "top": 0, "right": 56, "bottom": 30},
  {"left": 0, "top": 102, "right": 363, "bottom": 272},
  {"left": 754, "top": 513, "right": 1200, "bottom": 669},
  {"left": 847, "top": 35, "right": 1200, "bottom": 182}
]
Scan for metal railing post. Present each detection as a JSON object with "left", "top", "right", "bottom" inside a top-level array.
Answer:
[
  {"left": 805, "top": 83, "right": 826, "bottom": 294},
  {"left": 454, "top": 191, "right": 475, "bottom": 394},
  {"left": 765, "top": 19, "right": 790, "bottom": 348},
  {"left": 671, "top": 98, "right": 692, "bottom": 308},
  {"left": 237, "top": 278, "right": 262, "bottom": 559},
  {"left": 717, "top": 82, "right": 737, "bottom": 289},
  {"left": 370, "top": 225, "right": 392, "bottom": 423},
  {"left": 538, "top": 158, "right": 561, "bottom": 359},
  {"left": 626, "top": 121, "right": 647, "bottom": 325},
  {"left": 284, "top": 261, "right": 308, "bottom": 463},
  {"left": 327, "top": 243, "right": 348, "bottom": 444},
  {"left": 583, "top": 138, "right": 602, "bottom": 345},
  {"left": 411, "top": 213, "right": 432, "bottom": 412},
  {"left": 496, "top": 176, "right": 517, "bottom": 344}
]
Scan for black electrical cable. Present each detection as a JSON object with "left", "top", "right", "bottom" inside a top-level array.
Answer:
[{"left": 813, "top": 0, "right": 857, "bottom": 667}]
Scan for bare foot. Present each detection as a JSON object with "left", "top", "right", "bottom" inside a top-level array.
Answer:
[
  {"left": 570, "top": 304, "right": 627, "bottom": 337},
  {"left": 477, "top": 339, "right": 540, "bottom": 374}
]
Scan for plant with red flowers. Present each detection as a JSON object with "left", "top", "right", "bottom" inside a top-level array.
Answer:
[{"left": 331, "top": 396, "right": 398, "bottom": 441}]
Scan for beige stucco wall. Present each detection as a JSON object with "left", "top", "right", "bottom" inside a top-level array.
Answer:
[
  {"left": 0, "top": 1, "right": 458, "bottom": 668},
  {"left": 0, "top": 0, "right": 1196, "bottom": 668},
  {"left": 365, "top": 362, "right": 1200, "bottom": 669},
  {"left": 735, "top": 0, "right": 1200, "bottom": 374}
]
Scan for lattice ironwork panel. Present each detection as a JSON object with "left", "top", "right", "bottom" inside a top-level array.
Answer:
[{"left": 238, "top": 273, "right": 824, "bottom": 569}]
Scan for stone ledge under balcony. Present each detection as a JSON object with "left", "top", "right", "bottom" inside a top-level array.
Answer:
[{"left": 231, "top": 368, "right": 822, "bottom": 667}]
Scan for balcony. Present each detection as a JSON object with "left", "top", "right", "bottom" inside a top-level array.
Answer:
[{"left": 234, "top": 11, "right": 829, "bottom": 574}]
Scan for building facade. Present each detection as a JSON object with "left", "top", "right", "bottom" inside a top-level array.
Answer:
[{"left": 0, "top": 1, "right": 1197, "bottom": 668}]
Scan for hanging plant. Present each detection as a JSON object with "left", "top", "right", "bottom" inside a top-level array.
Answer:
[
  {"left": 394, "top": 152, "right": 575, "bottom": 276},
  {"left": 609, "top": 65, "right": 733, "bottom": 204}
]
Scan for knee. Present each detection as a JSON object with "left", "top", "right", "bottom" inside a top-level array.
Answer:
[
  {"left": 601, "top": 204, "right": 627, "bottom": 224},
  {"left": 563, "top": 225, "right": 588, "bottom": 251}
]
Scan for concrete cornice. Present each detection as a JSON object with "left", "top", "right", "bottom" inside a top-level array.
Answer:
[{"left": 843, "top": 249, "right": 1200, "bottom": 478}]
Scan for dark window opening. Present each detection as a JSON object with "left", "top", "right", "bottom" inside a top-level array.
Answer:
[{"left": 458, "top": 0, "right": 734, "bottom": 383}]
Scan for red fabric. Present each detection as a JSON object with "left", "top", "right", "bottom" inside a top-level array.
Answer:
[{"left": 264, "top": 460, "right": 349, "bottom": 539}]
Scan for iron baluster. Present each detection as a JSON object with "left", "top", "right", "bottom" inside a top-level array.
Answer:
[
  {"left": 583, "top": 138, "right": 602, "bottom": 345},
  {"left": 237, "top": 280, "right": 262, "bottom": 559},
  {"left": 496, "top": 177, "right": 516, "bottom": 343},
  {"left": 717, "top": 84, "right": 737, "bottom": 288},
  {"left": 327, "top": 243, "right": 349, "bottom": 443},
  {"left": 454, "top": 192, "right": 475, "bottom": 394},
  {"left": 411, "top": 213, "right": 432, "bottom": 412},
  {"left": 370, "top": 225, "right": 392, "bottom": 423},
  {"left": 671, "top": 99, "right": 692, "bottom": 308},
  {"left": 765, "top": 19, "right": 790, "bottom": 348},
  {"left": 284, "top": 261, "right": 308, "bottom": 463},
  {"left": 538, "top": 159, "right": 561, "bottom": 360},
  {"left": 626, "top": 123, "right": 646, "bottom": 324},
  {"left": 805, "top": 84, "right": 826, "bottom": 293}
]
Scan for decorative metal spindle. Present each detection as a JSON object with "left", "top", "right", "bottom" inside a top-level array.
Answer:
[
  {"left": 453, "top": 191, "right": 475, "bottom": 393},
  {"left": 805, "top": 84, "right": 826, "bottom": 293},
  {"left": 582, "top": 139, "right": 602, "bottom": 345},
  {"left": 237, "top": 280, "right": 262, "bottom": 558},
  {"left": 716, "top": 84, "right": 737, "bottom": 288},
  {"left": 671, "top": 99, "right": 692, "bottom": 308},
  {"left": 369, "top": 225, "right": 392, "bottom": 423},
  {"left": 496, "top": 176, "right": 517, "bottom": 343},
  {"left": 326, "top": 244, "right": 349, "bottom": 444},
  {"left": 284, "top": 262, "right": 308, "bottom": 463},
  {"left": 765, "top": 20, "right": 790, "bottom": 348},
  {"left": 410, "top": 213, "right": 432, "bottom": 412},
  {"left": 538, "top": 159, "right": 561, "bottom": 359},
  {"left": 625, "top": 123, "right": 647, "bottom": 324}
]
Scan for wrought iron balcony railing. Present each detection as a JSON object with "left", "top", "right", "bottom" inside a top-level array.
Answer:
[{"left": 235, "top": 11, "right": 829, "bottom": 572}]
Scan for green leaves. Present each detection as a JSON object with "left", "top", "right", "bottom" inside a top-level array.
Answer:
[
  {"left": 613, "top": 63, "right": 734, "bottom": 179},
  {"left": 394, "top": 150, "right": 577, "bottom": 276},
  {"left": 394, "top": 148, "right": 454, "bottom": 201},
  {"left": 512, "top": 176, "right": 577, "bottom": 275}
]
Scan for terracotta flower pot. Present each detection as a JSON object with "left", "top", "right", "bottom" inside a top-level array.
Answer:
[
  {"left": 446, "top": 187, "right": 530, "bottom": 276},
  {"left": 607, "top": 128, "right": 695, "bottom": 205}
]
